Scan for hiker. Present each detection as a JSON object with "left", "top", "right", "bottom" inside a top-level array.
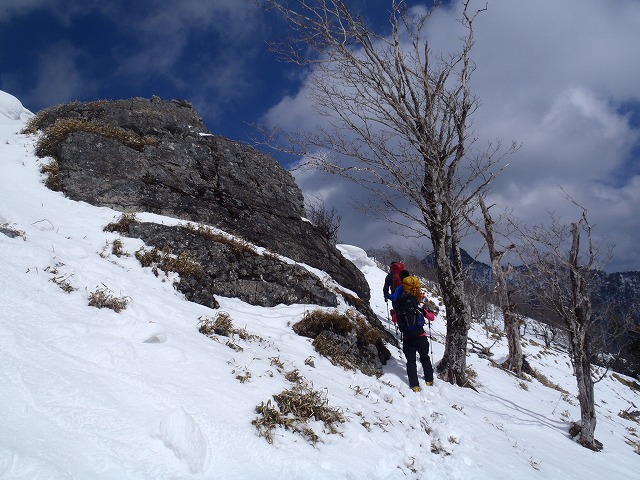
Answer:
[
  {"left": 386, "top": 268, "right": 410, "bottom": 326},
  {"left": 383, "top": 261, "right": 405, "bottom": 301},
  {"left": 387, "top": 274, "right": 435, "bottom": 392}
]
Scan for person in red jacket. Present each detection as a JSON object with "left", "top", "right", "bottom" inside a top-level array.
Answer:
[{"left": 383, "top": 261, "right": 405, "bottom": 301}]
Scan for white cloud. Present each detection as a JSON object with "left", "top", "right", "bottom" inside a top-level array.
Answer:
[
  {"left": 0, "top": 0, "right": 51, "bottom": 21},
  {"left": 31, "top": 43, "right": 93, "bottom": 107},
  {"left": 264, "top": 0, "right": 640, "bottom": 272},
  {"left": 5, "top": 1, "right": 266, "bottom": 114}
]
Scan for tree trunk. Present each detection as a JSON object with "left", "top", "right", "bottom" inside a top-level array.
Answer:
[
  {"left": 431, "top": 224, "right": 471, "bottom": 387},
  {"left": 438, "top": 283, "right": 471, "bottom": 386},
  {"left": 569, "top": 327, "right": 599, "bottom": 450},
  {"left": 478, "top": 198, "right": 523, "bottom": 375},
  {"left": 568, "top": 221, "right": 601, "bottom": 451},
  {"left": 502, "top": 308, "right": 523, "bottom": 375},
  {"left": 262, "top": 0, "right": 493, "bottom": 389}
]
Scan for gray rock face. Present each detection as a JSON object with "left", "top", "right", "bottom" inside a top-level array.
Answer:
[
  {"left": 35, "top": 97, "right": 370, "bottom": 303},
  {"left": 126, "top": 221, "right": 339, "bottom": 309}
]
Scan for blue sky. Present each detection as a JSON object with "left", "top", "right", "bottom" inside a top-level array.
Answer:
[
  {"left": 1, "top": 0, "right": 639, "bottom": 272},
  {"left": 0, "top": 0, "right": 290, "bottom": 142}
]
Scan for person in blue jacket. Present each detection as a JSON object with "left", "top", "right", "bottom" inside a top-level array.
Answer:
[
  {"left": 386, "top": 269, "right": 410, "bottom": 325},
  {"left": 386, "top": 273, "right": 435, "bottom": 392}
]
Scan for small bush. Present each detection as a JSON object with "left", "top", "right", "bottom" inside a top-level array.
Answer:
[
  {"left": 135, "top": 246, "right": 204, "bottom": 279},
  {"left": 274, "top": 383, "right": 344, "bottom": 428},
  {"left": 292, "top": 309, "right": 354, "bottom": 338},
  {"left": 252, "top": 381, "right": 345, "bottom": 445},
  {"left": 430, "top": 439, "right": 451, "bottom": 456},
  {"left": 199, "top": 313, "right": 264, "bottom": 351},
  {"left": 293, "top": 308, "right": 386, "bottom": 377},
  {"left": 111, "top": 239, "right": 128, "bottom": 257},
  {"left": 182, "top": 223, "right": 256, "bottom": 256},
  {"left": 251, "top": 400, "right": 294, "bottom": 444},
  {"left": 306, "top": 199, "right": 341, "bottom": 243},
  {"left": 51, "top": 275, "right": 76, "bottom": 293},
  {"left": 226, "top": 339, "right": 243, "bottom": 352},
  {"left": 22, "top": 102, "right": 85, "bottom": 135},
  {"left": 285, "top": 369, "right": 303, "bottom": 383},
  {"left": 625, "top": 438, "right": 640, "bottom": 455},
  {"left": 40, "top": 160, "right": 62, "bottom": 191},
  {"left": 104, "top": 213, "right": 138, "bottom": 234},
  {"left": 199, "top": 312, "right": 233, "bottom": 337},
  {"left": 45, "top": 264, "right": 75, "bottom": 292},
  {"left": 34, "top": 117, "right": 158, "bottom": 158},
  {"left": 530, "top": 368, "right": 570, "bottom": 395},
  {"left": 270, "top": 356, "right": 285, "bottom": 370},
  {"left": 88, "top": 287, "right": 128, "bottom": 312},
  {"left": 619, "top": 409, "right": 640, "bottom": 423}
]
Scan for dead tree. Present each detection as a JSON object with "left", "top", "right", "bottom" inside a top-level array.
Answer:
[
  {"left": 530, "top": 321, "right": 560, "bottom": 348},
  {"left": 306, "top": 197, "right": 342, "bottom": 243},
  {"left": 469, "top": 197, "right": 523, "bottom": 376},
  {"left": 518, "top": 207, "right": 609, "bottom": 451},
  {"left": 259, "top": 0, "right": 515, "bottom": 387}
]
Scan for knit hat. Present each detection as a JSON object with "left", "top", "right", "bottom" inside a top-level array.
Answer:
[{"left": 402, "top": 275, "right": 422, "bottom": 298}]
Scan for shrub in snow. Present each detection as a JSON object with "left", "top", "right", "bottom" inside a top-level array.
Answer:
[
  {"left": 87, "top": 286, "right": 128, "bottom": 312},
  {"left": 252, "top": 381, "right": 345, "bottom": 445},
  {"left": 0, "top": 223, "right": 26, "bottom": 240},
  {"left": 103, "top": 212, "right": 138, "bottom": 234},
  {"left": 31, "top": 115, "right": 158, "bottom": 159},
  {"left": 293, "top": 308, "right": 390, "bottom": 376},
  {"left": 199, "top": 312, "right": 264, "bottom": 354}
]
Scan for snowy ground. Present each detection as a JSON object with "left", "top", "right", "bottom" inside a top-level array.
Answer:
[{"left": 1, "top": 89, "right": 639, "bottom": 479}]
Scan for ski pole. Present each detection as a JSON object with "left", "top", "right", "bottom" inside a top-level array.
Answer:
[
  {"left": 386, "top": 301, "right": 391, "bottom": 329},
  {"left": 428, "top": 318, "right": 434, "bottom": 365},
  {"left": 387, "top": 302, "right": 399, "bottom": 338}
]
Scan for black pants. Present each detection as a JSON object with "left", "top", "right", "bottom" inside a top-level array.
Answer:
[{"left": 402, "top": 335, "right": 434, "bottom": 388}]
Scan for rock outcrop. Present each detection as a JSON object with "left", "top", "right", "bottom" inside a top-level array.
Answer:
[
  {"left": 28, "top": 97, "right": 399, "bottom": 344},
  {"left": 29, "top": 97, "right": 369, "bottom": 301},
  {"left": 125, "top": 220, "right": 339, "bottom": 309}
]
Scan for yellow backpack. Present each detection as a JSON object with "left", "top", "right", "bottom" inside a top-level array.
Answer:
[{"left": 402, "top": 275, "right": 422, "bottom": 299}]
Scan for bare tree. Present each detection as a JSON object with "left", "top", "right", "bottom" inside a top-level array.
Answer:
[
  {"left": 306, "top": 197, "right": 342, "bottom": 243},
  {"left": 465, "top": 279, "right": 491, "bottom": 324},
  {"left": 589, "top": 297, "right": 638, "bottom": 374},
  {"left": 530, "top": 321, "right": 561, "bottom": 348},
  {"left": 468, "top": 197, "right": 523, "bottom": 375},
  {"left": 517, "top": 207, "right": 609, "bottom": 451},
  {"left": 259, "top": 0, "right": 515, "bottom": 386}
]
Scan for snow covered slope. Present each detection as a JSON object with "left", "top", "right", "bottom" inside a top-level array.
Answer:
[{"left": 1, "top": 90, "right": 638, "bottom": 479}]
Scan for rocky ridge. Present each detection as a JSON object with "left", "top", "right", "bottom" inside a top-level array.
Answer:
[{"left": 27, "top": 96, "right": 396, "bottom": 345}]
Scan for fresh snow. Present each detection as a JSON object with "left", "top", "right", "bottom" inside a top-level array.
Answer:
[{"left": 1, "top": 90, "right": 639, "bottom": 479}]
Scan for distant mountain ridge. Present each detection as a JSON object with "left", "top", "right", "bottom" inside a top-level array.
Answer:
[{"left": 422, "top": 249, "right": 640, "bottom": 322}]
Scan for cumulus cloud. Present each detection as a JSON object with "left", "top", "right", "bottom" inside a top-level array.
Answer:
[
  {"left": 0, "top": 0, "right": 53, "bottom": 21},
  {"left": 2, "top": 0, "right": 266, "bottom": 124},
  {"left": 30, "top": 43, "right": 94, "bottom": 107},
  {"left": 264, "top": 0, "right": 640, "bottom": 272}
]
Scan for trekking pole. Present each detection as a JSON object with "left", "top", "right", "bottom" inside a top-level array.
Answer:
[
  {"left": 428, "top": 319, "right": 434, "bottom": 365},
  {"left": 387, "top": 302, "right": 399, "bottom": 338},
  {"left": 386, "top": 301, "right": 391, "bottom": 329}
]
